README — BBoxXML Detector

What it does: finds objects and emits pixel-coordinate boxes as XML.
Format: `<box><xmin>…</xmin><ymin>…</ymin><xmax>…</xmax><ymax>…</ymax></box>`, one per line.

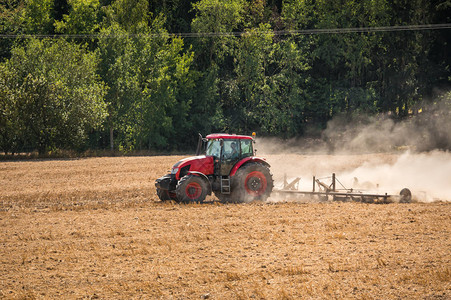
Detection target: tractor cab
<box><xmin>200</xmin><ymin>134</ymin><xmax>254</xmax><ymax>176</ymax></box>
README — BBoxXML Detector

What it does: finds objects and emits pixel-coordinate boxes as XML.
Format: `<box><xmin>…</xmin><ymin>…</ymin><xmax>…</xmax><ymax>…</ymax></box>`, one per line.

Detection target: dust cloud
<box><xmin>337</xmin><ymin>151</ymin><xmax>451</xmax><ymax>202</ymax></box>
<box><xmin>256</xmin><ymin>94</ymin><xmax>451</xmax><ymax>202</ymax></box>
<box><xmin>322</xmin><ymin>102</ymin><xmax>451</xmax><ymax>154</ymax></box>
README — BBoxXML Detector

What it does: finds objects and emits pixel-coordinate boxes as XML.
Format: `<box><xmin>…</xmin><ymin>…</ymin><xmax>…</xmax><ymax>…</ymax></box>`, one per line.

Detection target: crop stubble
<box><xmin>0</xmin><ymin>155</ymin><xmax>450</xmax><ymax>299</ymax></box>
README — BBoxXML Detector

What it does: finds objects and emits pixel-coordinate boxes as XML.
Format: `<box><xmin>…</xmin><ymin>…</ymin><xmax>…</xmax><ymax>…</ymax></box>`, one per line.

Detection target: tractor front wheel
<box><xmin>176</xmin><ymin>175</ymin><xmax>208</xmax><ymax>203</ymax></box>
<box><xmin>157</xmin><ymin>188</ymin><xmax>177</xmax><ymax>201</ymax></box>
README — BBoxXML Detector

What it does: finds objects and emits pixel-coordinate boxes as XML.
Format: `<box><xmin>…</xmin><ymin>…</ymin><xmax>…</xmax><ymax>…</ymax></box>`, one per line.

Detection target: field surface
<box><xmin>0</xmin><ymin>155</ymin><xmax>450</xmax><ymax>299</ymax></box>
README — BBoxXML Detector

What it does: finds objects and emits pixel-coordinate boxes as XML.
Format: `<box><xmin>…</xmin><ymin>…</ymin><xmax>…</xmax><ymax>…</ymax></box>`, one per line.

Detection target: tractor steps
<box><xmin>221</xmin><ymin>176</ymin><xmax>231</xmax><ymax>194</ymax></box>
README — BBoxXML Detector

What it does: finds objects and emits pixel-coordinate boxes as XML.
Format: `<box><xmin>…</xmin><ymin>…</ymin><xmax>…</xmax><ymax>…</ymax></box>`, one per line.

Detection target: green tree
<box><xmin>231</xmin><ymin>24</ymin><xmax>310</xmax><ymax>136</ymax></box>
<box><xmin>21</xmin><ymin>0</ymin><xmax>55</xmax><ymax>33</ymax></box>
<box><xmin>191</xmin><ymin>0</ymin><xmax>244</xmax><ymax>64</ymax></box>
<box><xmin>1</xmin><ymin>0</ymin><xmax>448</xmax><ymax>153</ymax></box>
<box><xmin>0</xmin><ymin>64</ymin><xmax>22</xmax><ymax>154</ymax></box>
<box><xmin>102</xmin><ymin>0</ymin><xmax>149</xmax><ymax>33</ymax></box>
<box><xmin>0</xmin><ymin>38</ymin><xmax>107</xmax><ymax>154</ymax></box>
<box><xmin>374</xmin><ymin>0</ymin><xmax>434</xmax><ymax>116</ymax></box>
<box><xmin>98</xmin><ymin>9</ymin><xmax>196</xmax><ymax>151</ymax></box>
<box><xmin>190</xmin><ymin>0</ymin><xmax>246</xmax><ymax>137</ymax></box>
<box><xmin>282</xmin><ymin>0</ymin><xmax>392</xmax><ymax>126</ymax></box>
<box><xmin>0</xmin><ymin>0</ymin><xmax>25</xmax><ymax>61</ymax></box>
<box><xmin>148</xmin><ymin>0</ymin><xmax>195</xmax><ymax>33</ymax></box>
<box><xmin>54</xmin><ymin>0</ymin><xmax>101</xmax><ymax>34</ymax></box>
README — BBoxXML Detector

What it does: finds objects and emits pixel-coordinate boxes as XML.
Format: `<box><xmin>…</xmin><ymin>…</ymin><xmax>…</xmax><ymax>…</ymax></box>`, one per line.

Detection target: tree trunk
<box><xmin>109</xmin><ymin>127</ymin><xmax>114</xmax><ymax>151</ymax></box>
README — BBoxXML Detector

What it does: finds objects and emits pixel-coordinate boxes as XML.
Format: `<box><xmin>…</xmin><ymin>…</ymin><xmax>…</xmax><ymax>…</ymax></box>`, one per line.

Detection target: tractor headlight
<box><xmin>171</xmin><ymin>167</ymin><xmax>179</xmax><ymax>175</ymax></box>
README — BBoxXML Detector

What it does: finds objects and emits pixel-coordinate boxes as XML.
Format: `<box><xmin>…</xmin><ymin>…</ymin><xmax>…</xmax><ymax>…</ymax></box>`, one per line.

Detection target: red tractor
<box><xmin>155</xmin><ymin>133</ymin><xmax>273</xmax><ymax>203</ymax></box>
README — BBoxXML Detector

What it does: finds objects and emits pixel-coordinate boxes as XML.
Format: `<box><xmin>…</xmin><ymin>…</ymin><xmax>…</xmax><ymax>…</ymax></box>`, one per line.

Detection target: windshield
<box><xmin>206</xmin><ymin>139</ymin><xmax>221</xmax><ymax>157</ymax></box>
<box><xmin>240</xmin><ymin>139</ymin><xmax>253</xmax><ymax>157</ymax></box>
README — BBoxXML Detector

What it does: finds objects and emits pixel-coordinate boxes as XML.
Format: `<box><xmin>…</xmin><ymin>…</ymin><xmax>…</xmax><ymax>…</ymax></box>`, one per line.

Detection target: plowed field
<box><xmin>1</xmin><ymin>155</ymin><xmax>450</xmax><ymax>299</ymax></box>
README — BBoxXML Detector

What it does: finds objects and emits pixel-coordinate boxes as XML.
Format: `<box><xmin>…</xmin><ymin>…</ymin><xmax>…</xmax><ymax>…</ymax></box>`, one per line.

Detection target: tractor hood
<box><xmin>171</xmin><ymin>155</ymin><xmax>214</xmax><ymax>180</ymax></box>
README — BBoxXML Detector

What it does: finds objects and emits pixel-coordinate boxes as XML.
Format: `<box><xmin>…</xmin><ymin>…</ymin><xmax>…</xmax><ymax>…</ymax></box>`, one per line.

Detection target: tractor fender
<box><xmin>229</xmin><ymin>157</ymin><xmax>270</xmax><ymax>177</ymax></box>
<box><xmin>187</xmin><ymin>171</ymin><xmax>212</xmax><ymax>195</ymax></box>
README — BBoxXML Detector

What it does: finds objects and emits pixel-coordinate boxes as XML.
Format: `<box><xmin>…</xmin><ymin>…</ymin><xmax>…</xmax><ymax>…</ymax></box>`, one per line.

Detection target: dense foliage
<box><xmin>0</xmin><ymin>0</ymin><xmax>450</xmax><ymax>153</ymax></box>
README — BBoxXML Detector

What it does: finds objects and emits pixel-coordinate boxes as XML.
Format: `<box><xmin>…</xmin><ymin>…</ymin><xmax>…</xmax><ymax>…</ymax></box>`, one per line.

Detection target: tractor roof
<box><xmin>206</xmin><ymin>133</ymin><xmax>253</xmax><ymax>140</ymax></box>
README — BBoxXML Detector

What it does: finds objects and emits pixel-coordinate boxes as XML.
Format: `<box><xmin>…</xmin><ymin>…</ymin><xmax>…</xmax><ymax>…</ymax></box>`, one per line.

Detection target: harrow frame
<box><xmin>273</xmin><ymin>173</ymin><xmax>402</xmax><ymax>203</ymax></box>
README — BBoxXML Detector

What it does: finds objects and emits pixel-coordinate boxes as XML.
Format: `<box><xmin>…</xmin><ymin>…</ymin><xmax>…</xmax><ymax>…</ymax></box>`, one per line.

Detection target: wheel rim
<box><xmin>244</xmin><ymin>171</ymin><xmax>267</xmax><ymax>196</ymax></box>
<box><xmin>185</xmin><ymin>182</ymin><xmax>202</xmax><ymax>200</ymax></box>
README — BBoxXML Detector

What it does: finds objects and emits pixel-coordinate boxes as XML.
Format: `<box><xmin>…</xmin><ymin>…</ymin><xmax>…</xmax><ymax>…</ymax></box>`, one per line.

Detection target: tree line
<box><xmin>1</xmin><ymin>0</ymin><xmax>450</xmax><ymax>154</ymax></box>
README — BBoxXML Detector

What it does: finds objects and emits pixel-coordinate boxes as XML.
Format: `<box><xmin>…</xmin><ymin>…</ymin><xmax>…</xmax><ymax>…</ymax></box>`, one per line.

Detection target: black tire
<box><xmin>215</xmin><ymin>192</ymin><xmax>232</xmax><ymax>203</ymax></box>
<box><xmin>176</xmin><ymin>175</ymin><xmax>208</xmax><ymax>203</ymax></box>
<box><xmin>157</xmin><ymin>188</ymin><xmax>171</xmax><ymax>201</ymax></box>
<box><xmin>231</xmin><ymin>162</ymin><xmax>273</xmax><ymax>203</ymax></box>
<box><xmin>399</xmin><ymin>188</ymin><xmax>412</xmax><ymax>203</ymax></box>
<box><xmin>156</xmin><ymin>188</ymin><xmax>176</xmax><ymax>201</ymax></box>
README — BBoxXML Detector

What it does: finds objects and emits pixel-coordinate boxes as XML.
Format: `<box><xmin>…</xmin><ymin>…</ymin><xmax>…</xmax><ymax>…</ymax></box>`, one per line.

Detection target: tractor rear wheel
<box><xmin>231</xmin><ymin>162</ymin><xmax>273</xmax><ymax>203</ymax></box>
<box><xmin>215</xmin><ymin>192</ymin><xmax>232</xmax><ymax>203</ymax></box>
<box><xmin>176</xmin><ymin>175</ymin><xmax>208</xmax><ymax>203</ymax></box>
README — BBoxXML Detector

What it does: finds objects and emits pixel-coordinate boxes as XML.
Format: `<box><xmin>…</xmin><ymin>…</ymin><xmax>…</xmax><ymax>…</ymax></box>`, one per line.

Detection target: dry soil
<box><xmin>0</xmin><ymin>155</ymin><xmax>450</xmax><ymax>299</ymax></box>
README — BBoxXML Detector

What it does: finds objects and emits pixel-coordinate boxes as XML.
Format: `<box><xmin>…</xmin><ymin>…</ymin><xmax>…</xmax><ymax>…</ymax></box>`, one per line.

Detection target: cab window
<box><xmin>223</xmin><ymin>140</ymin><xmax>239</xmax><ymax>160</ymax></box>
<box><xmin>206</xmin><ymin>139</ymin><xmax>221</xmax><ymax>157</ymax></box>
<box><xmin>241</xmin><ymin>140</ymin><xmax>253</xmax><ymax>157</ymax></box>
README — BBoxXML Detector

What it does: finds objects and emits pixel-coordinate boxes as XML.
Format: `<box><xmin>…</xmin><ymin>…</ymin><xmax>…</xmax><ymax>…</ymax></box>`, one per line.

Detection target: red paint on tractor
<box><xmin>185</xmin><ymin>181</ymin><xmax>202</xmax><ymax>199</ymax></box>
<box><xmin>174</xmin><ymin>156</ymin><xmax>214</xmax><ymax>180</ymax></box>
<box><xmin>206</xmin><ymin>133</ymin><xmax>253</xmax><ymax>140</ymax></box>
<box><xmin>244</xmin><ymin>171</ymin><xmax>268</xmax><ymax>196</ymax></box>
<box><xmin>229</xmin><ymin>157</ymin><xmax>269</xmax><ymax>177</ymax></box>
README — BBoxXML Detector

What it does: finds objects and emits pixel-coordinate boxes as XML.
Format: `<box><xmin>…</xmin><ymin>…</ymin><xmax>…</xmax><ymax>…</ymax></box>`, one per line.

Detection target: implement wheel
<box><xmin>176</xmin><ymin>175</ymin><xmax>208</xmax><ymax>203</ymax></box>
<box><xmin>399</xmin><ymin>188</ymin><xmax>412</xmax><ymax>203</ymax></box>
